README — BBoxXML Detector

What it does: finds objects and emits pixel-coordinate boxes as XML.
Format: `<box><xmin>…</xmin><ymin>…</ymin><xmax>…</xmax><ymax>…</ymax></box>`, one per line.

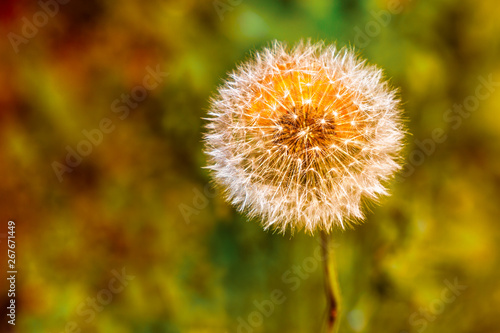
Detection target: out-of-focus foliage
<box><xmin>0</xmin><ymin>0</ymin><xmax>499</xmax><ymax>332</ymax></box>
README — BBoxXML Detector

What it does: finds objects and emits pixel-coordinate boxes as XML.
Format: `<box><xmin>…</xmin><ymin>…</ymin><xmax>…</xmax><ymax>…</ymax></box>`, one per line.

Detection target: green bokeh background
<box><xmin>1</xmin><ymin>0</ymin><xmax>500</xmax><ymax>332</ymax></box>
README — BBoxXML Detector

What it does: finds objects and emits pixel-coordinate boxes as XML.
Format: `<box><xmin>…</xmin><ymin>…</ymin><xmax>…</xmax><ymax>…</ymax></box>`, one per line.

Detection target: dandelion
<box><xmin>204</xmin><ymin>40</ymin><xmax>404</xmax><ymax>234</ymax></box>
<box><xmin>204</xmin><ymin>40</ymin><xmax>406</xmax><ymax>333</ymax></box>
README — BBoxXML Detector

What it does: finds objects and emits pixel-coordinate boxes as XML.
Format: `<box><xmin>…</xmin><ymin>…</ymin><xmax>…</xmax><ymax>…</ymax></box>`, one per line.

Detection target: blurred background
<box><xmin>1</xmin><ymin>0</ymin><xmax>500</xmax><ymax>332</ymax></box>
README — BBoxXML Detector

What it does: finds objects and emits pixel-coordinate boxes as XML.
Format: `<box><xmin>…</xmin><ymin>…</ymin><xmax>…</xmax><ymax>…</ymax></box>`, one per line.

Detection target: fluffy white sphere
<box><xmin>204</xmin><ymin>41</ymin><xmax>404</xmax><ymax>234</ymax></box>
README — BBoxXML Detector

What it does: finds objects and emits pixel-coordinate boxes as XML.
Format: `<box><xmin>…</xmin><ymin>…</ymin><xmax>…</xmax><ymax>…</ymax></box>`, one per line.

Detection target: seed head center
<box><xmin>273</xmin><ymin>105</ymin><xmax>336</xmax><ymax>158</ymax></box>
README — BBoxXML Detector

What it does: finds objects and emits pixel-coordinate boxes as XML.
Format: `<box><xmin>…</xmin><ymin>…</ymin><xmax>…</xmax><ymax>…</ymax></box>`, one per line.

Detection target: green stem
<box><xmin>320</xmin><ymin>231</ymin><xmax>341</xmax><ymax>333</ymax></box>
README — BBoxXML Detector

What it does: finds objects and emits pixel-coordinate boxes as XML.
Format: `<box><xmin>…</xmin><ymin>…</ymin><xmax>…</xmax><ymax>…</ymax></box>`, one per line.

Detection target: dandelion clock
<box><xmin>203</xmin><ymin>40</ymin><xmax>405</xmax><ymax>332</ymax></box>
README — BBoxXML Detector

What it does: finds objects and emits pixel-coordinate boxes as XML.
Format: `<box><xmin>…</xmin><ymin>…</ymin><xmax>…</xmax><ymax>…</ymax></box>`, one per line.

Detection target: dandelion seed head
<box><xmin>204</xmin><ymin>40</ymin><xmax>405</xmax><ymax>234</ymax></box>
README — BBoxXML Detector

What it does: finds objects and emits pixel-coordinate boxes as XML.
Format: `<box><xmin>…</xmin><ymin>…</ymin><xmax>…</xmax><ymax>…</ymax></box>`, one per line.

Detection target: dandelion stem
<box><xmin>320</xmin><ymin>231</ymin><xmax>341</xmax><ymax>333</ymax></box>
